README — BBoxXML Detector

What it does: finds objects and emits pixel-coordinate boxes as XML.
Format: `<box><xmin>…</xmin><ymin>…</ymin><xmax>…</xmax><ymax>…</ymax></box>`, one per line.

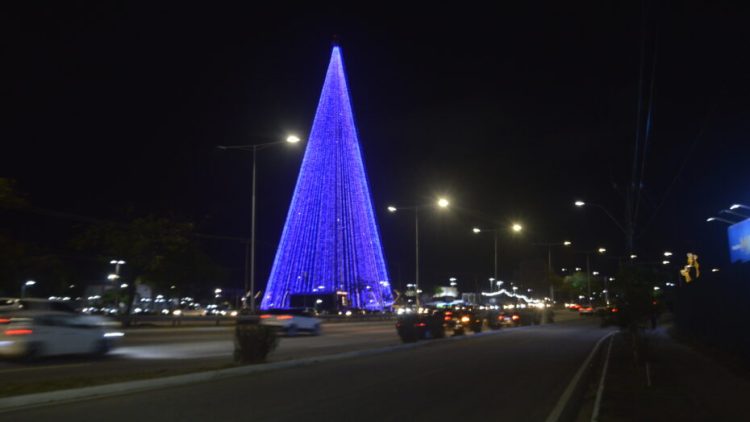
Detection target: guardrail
<box><xmin>118</xmin><ymin>313</ymin><xmax>396</xmax><ymax>328</ymax></box>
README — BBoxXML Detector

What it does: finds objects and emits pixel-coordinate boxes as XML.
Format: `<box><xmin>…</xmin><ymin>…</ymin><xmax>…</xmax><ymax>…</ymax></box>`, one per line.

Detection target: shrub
<box><xmin>234</xmin><ymin>323</ymin><xmax>279</xmax><ymax>364</ymax></box>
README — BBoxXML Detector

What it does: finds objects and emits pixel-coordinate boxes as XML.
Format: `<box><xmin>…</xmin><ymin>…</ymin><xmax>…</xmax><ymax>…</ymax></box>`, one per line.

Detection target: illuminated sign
<box><xmin>728</xmin><ymin>218</ymin><xmax>750</xmax><ymax>263</ymax></box>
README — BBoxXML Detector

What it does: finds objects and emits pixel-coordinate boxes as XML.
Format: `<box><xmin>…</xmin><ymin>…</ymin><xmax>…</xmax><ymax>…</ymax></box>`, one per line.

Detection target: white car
<box><xmin>258</xmin><ymin>309</ymin><xmax>322</xmax><ymax>336</ymax></box>
<box><xmin>0</xmin><ymin>311</ymin><xmax>124</xmax><ymax>359</ymax></box>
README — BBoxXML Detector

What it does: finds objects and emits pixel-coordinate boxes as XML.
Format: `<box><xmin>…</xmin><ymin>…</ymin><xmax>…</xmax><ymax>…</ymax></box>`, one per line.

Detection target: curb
<box><xmin>0</xmin><ymin>322</ymin><xmax>515</xmax><ymax>413</ymax></box>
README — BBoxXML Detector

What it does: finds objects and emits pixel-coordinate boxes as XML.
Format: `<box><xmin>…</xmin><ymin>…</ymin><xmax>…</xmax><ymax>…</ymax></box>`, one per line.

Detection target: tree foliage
<box><xmin>74</xmin><ymin>215</ymin><xmax>225</xmax><ymax>311</ymax></box>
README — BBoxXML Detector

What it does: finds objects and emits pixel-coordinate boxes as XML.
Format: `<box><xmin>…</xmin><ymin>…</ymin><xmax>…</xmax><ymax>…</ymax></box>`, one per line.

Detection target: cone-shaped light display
<box><xmin>261</xmin><ymin>46</ymin><xmax>393</xmax><ymax>311</ymax></box>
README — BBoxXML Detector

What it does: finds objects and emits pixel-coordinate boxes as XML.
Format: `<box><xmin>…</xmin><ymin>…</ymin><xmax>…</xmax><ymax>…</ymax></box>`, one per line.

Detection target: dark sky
<box><xmin>2</xmin><ymin>2</ymin><xmax>749</xmax><ymax>294</ymax></box>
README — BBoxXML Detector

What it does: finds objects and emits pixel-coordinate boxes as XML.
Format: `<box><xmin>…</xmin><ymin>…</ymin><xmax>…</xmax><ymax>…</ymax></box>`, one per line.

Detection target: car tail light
<box><xmin>611</xmin><ymin>308</ymin><xmax>619</xmax><ymax>313</ymax></box>
<box><xmin>0</xmin><ymin>317</ymin><xmax>10</xmax><ymax>324</ymax></box>
<box><xmin>277</xmin><ymin>315</ymin><xmax>293</xmax><ymax>320</ymax></box>
<box><xmin>260</xmin><ymin>314</ymin><xmax>272</xmax><ymax>319</ymax></box>
<box><xmin>511</xmin><ymin>315</ymin><xmax>520</xmax><ymax>321</ymax></box>
<box><xmin>5</xmin><ymin>329</ymin><xmax>32</xmax><ymax>336</ymax></box>
<box><xmin>444</xmin><ymin>316</ymin><xmax>451</xmax><ymax>321</ymax></box>
<box><xmin>445</xmin><ymin>311</ymin><xmax>453</xmax><ymax>316</ymax></box>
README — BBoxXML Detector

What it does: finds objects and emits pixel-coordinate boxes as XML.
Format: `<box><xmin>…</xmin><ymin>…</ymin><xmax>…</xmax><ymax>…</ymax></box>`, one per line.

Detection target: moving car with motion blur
<box><xmin>579</xmin><ymin>304</ymin><xmax>595</xmax><ymax>316</ymax></box>
<box><xmin>259</xmin><ymin>308</ymin><xmax>322</xmax><ymax>336</ymax></box>
<box><xmin>0</xmin><ymin>311</ymin><xmax>123</xmax><ymax>360</ymax></box>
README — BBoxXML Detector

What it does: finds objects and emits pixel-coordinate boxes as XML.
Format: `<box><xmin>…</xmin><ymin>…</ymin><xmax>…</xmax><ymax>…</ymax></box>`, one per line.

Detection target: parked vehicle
<box><xmin>0</xmin><ymin>311</ymin><xmax>124</xmax><ymax>360</ymax></box>
<box><xmin>259</xmin><ymin>308</ymin><xmax>321</xmax><ymax>336</ymax></box>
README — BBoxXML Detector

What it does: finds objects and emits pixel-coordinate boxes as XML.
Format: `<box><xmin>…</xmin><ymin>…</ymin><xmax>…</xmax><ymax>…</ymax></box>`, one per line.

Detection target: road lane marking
<box><xmin>591</xmin><ymin>334</ymin><xmax>615</xmax><ymax>422</ymax></box>
<box><xmin>544</xmin><ymin>331</ymin><xmax>616</xmax><ymax>422</ymax></box>
<box><xmin>0</xmin><ymin>362</ymin><xmax>92</xmax><ymax>375</ymax></box>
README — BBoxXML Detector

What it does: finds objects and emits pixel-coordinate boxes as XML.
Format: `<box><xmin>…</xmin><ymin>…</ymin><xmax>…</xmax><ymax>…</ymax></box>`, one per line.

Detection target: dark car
<box><xmin>442</xmin><ymin>306</ymin><xmax>483</xmax><ymax>335</ymax></box>
<box><xmin>395</xmin><ymin>307</ymin><xmax>446</xmax><ymax>343</ymax></box>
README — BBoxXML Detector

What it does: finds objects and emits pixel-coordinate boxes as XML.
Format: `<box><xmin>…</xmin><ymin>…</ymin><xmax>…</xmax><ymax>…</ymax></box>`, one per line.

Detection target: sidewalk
<box><xmin>596</xmin><ymin>324</ymin><xmax>750</xmax><ymax>421</ymax></box>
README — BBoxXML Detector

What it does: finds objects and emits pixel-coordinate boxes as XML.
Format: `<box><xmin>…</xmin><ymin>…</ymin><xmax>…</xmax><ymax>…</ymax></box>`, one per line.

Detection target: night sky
<box><xmin>2</xmin><ymin>2</ymin><xmax>748</xmax><ymax>295</ymax></box>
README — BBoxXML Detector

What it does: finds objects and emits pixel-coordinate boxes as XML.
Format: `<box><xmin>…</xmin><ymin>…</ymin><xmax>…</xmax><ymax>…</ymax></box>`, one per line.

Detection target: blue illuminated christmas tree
<box><xmin>261</xmin><ymin>46</ymin><xmax>393</xmax><ymax>311</ymax></box>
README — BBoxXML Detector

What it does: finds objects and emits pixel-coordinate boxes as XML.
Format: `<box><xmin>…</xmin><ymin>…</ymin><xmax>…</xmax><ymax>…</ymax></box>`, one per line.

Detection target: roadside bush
<box><xmin>234</xmin><ymin>323</ymin><xmax>279</xmax><ymax>364</ymax></box>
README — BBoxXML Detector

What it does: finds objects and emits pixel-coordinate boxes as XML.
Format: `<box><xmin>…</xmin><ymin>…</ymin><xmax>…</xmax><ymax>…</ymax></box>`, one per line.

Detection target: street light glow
<box><xmin>512</xmin><ymin>223</ymin><xmax>523</xmax><ymax>232</ymax></box>
<box><xmin>574</xmin><ymin>200</ymin><xmax>585</xmax><ymax>207</ymax></box>
<box><xmin>662</xmin><ymin>260</ymin><xmax>670</xmax><ymax>265</ymax></box>
<box><xmin>387</xmin><ymin>206</ymin><xmax>397</xmax><ymax>213</ymax></box>
<box><xmin>592</xmin><ymin>271</ymin><xmax>599</xmax><ymax>276</ymax></box>
<box><xmin>730</xmin><ymin>204</ymin><xmax>741</xmax><ymax>210</ymax></box>
<box><xmin>598</xmin><ymin>247</ymin><xmax>606</xmax><ymax>254</ymax></box>
<box><xmin>472</xmin><ymin>227</ymin><xmax>481</xmax><ymax>233</ymax></box>
<box><xmin>437</xmin><ymin>198</ymin><xmax>450</xmax><ymax>208</ymax></box>
<box><xmin>630</xmin><ymin>254</ymin><xmax>637</xmax><ymax>259</ymax></box>
<box><xmin>25</xmin><ymin>280</ymin><xmax>36</xmax><ymax>286</ymax></box>
<box><xmin>286</xmin><ymin>134</ymin><xmax>301</xmax><ymax>144</ymax></box>
<box><xmin>449</xmin><ymin>277</ymin><xmax>457</xmax><ymax>282</ymax></box>
<box><xmin>120</xmin><ymin>283</ymin><xmax>128</xmax><ymax>289</ymax></box>
<box><xmin>663</xmin><ymin>251</ymin><xmax>673</xmax><ymax>257</ymax></box>
<box><xmin>563</xmin><ymin>241</ymin><xmax>572</xmax><ymax>246</ymax></box>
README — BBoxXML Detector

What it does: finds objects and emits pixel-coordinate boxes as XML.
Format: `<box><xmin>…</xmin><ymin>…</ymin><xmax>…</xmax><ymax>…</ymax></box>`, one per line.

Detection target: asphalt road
<box><xmin>5</xmin><ymin>317</ymin><xmax>612</xmax><ymax>421</ymax></box>
<box><xmin>0</xmin><ymin>321</ymin><xmax>400</xmax><ymax>391</ymax></box>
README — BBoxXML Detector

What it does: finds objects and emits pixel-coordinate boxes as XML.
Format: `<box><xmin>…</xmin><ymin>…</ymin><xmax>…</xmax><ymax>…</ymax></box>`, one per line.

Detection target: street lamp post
<box><xmin>533</xmin><ymin>240</ymin><xmax>572</xmax><ymax>302</ymax></box>
<box><xmin>218</xmin><ymin>135</ymin><xmax>302</xmax><ymax>313</ymax></box>
<box><xmin>574</xmin><ymin>200</ymin><xmax>633</xmax><ymax>252</ymax></box>
<box><xmin>21</xmin><ymin>280</ymin><xmax>36</xmax><ymax>298</ymax></box>
<box><xmin>472</xmin><ymin>222</ymin><xmax>523</xmax><ymax>285</ymax></box>
<box><xmin>388</xmin><ymin>198</ymin><xmax>450</xmax><ymax>308</ymax></box>
<box><xmin>571</xmin><ymin>248</ymin><xmax>606</xmax><ymax>301</ymax></box>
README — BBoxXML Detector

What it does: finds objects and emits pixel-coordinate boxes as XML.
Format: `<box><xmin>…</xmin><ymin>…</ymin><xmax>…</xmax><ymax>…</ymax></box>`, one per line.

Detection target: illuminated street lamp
<box><xmin>706</xmin><ymin>217</ymin><xmax>735</xmax><ymax>225</ymax></box>
<box><xmin>21</xmin><ymin>280</ymin><xmax>36</xmax><ymax>298</ymax></box>
<box><xmin>630</xmin><ymin>254</ymin><xmax>637</xmax><ymax>259</ymax></box>
<box><xmin>387</xmin><ymin>197</ymin><xmax>451</xmax><ymax>307</ymax></box>
<box><xmin>662</xmin><ymin>260</ymin><xmax>670</xmax><ymax>265</ymax></box>
<box><xmin>573</xmin><ymin>200</ymin><xmax>632</xmax><ymax>251</ymax></box>
<box><xmin>663</xmin><ymin>251</ymin><xmax>673</xmax><ymax>257</ymax></box>
<box><xmin>109</xmin><ymin>259</ymin><xmax>126</xmax><ymax>276</ymax></box>
<box><xmin>511</xmin><ymin>223</ymin><xmax>523</xmax><ymax>232</ymax></box>
<box><xmin>218</xmin><ymin>134</ymin><xmax>304</xmax><ymax>312</ymax></box>
<box><xmin>598</xmin><ymin>247</ymin><xmax>607</xmax><ymax>254</ymax></box>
